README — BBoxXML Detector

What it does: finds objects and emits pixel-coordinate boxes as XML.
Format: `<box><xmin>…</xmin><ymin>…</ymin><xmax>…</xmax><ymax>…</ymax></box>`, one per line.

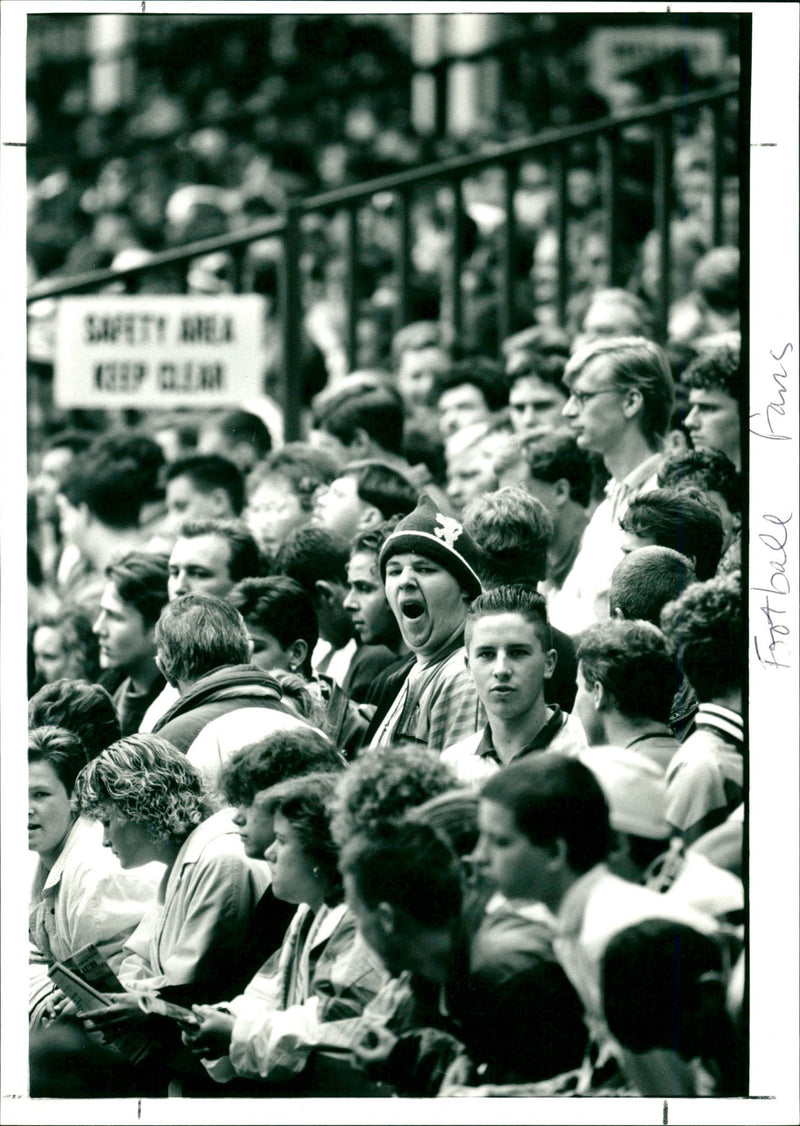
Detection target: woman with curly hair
<box><xmin>328</xmin><ymin>742</ymin><xmax>458</xmax><ymax>848</ymax></box>
<box><xmin>182</xmin><ymin>772</ymin><xmax>388</xmax><ymax>1092</ymax></box>
<box><xmin>73</xmin><ymin>733</ymin><xmax>267</xmax><ymax>1009</ymax></box>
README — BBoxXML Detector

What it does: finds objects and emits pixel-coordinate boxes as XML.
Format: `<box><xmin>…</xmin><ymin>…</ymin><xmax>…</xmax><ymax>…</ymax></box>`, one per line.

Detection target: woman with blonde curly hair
<box><xmin>73</xmin><ymin>733</ymin><xmax>268</xmax><ymax>1010</ymax></box>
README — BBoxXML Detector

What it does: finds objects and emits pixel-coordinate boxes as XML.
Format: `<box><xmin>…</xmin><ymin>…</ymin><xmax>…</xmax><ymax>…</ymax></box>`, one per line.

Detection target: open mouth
<box><xmin>400</xmin><ymin>599</ymin><xmax>425</xmax><ymax>620</ymax></box>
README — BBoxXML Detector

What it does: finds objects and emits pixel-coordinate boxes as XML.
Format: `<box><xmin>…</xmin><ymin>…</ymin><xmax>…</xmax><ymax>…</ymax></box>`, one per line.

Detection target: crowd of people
<box><xmin>24</xmin><ymin>12</ymin><xmax>745</xmax><ymax>1104</ymax></box>
<box><xmin>26</xmin><ymin>325</ymin><xmax>746</xmax><ymax>1099</ymax></box>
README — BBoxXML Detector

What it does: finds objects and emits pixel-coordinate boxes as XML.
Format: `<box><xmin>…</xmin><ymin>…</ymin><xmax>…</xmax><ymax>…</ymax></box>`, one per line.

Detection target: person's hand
<box><xmin>180</xmin><ymin>1005</ymin><xmax>235</xmax><ymax>1059</ymax></box>
<box><xmin>43</xmin><ymin>988</ymin><xmax>78</xmax><ymax>1023</ymax></box>
<box><xmin>79</xmin><ymin>993</ymin><xmax>147</xmax><ymax>1040</ymax></box>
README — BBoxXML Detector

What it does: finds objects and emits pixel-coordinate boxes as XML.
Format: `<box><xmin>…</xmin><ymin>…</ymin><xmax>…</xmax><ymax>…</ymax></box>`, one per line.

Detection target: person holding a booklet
<box><xmin>72</xmin><ymin>733</ymin><xmax>268</xmax><ymax>1006</ymax></box>
<box><xmin>28</xmin><ymin>724</ymin><xmax>161</xmax><ymax>1030</ymax></box>
<box><xmin>181</xmin><ymin>772</ymin><xmax>389</xmax><ymax>1094</ymax></box>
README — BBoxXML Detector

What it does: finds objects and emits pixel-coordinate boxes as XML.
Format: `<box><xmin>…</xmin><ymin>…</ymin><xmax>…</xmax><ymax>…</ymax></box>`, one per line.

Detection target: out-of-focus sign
<box><xmin>587</xmin><ymin>27</ymin><xmax>727</xmax><ymax>94</ymax></box>
<box><xmin>54</xmin><ymin>294</ymin><xmax>266</xmax><ymax>407</ymax></box>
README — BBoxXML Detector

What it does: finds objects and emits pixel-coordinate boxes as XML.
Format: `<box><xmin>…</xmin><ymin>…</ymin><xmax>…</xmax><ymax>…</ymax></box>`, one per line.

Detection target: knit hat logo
<box><xmin>433</xmin><ymin>513</ymin><xmax>463</xmax><ymax>549</ymax></box>
<box><xmin>378</xmin><ymin>494</ymin><xmax>483</xmax><ymax>601</ymax></box>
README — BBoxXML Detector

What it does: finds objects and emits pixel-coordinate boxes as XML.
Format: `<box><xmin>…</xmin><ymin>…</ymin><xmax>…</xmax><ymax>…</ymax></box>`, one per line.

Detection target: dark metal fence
<box><xmin>28</xmin><ymin>81</ymin><xmax>739</xmax><ymax>441</ymax></box>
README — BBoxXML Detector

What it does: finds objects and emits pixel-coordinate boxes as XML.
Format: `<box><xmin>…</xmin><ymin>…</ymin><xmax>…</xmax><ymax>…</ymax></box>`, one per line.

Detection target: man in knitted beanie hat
<box><xmin>365</xmin><ymin>496</ymin><xmax>485</xmax><ymax>752</ymax></box>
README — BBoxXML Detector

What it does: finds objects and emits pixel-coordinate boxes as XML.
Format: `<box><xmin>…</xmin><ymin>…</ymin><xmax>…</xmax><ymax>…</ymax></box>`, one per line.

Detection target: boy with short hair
<box><xmin>442</xmin><ymin>585</ymin><xmax>586</xmax><ymax>786</ymax></box>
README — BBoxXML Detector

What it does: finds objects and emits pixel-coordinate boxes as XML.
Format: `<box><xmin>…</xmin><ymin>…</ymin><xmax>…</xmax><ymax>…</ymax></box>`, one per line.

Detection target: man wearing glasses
<box><xmin>548</xmin><ymin>337</ymin><xmax>675</xmax><ymax>637</ymax></box>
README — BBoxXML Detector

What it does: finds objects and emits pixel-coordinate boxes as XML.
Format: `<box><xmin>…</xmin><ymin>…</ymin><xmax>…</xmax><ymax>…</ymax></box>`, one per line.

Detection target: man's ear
<box><xmin>287</xmin><ymin>639</ymin><xmax>308</xmax><ymax>672</ymax></box>
<box><xmin>592</xmin><ymin>679</ymin><xmax>607</xmax><ymax>711</ymax></box>
<box><xmin>155</xmin><ymin>651</ymin><xmax>178</xmax><ymax>688</ymax></box>
<box><xmin>358</xmin><ymin>505</ymin><xmax>382</xmax><ymax>531</ymax></box>
<box><xmin>548</xmin><ymin>837</ymin><xmax>570</xmax><ymax>871</ymax></box>
<box><xmin>314</xmin><ymin>579</ymin><xmax>339</xmax><ymax>608</ymax></box>
<box><xmin>553</xmin><ymin>478</ymin><xmax>571</xmax><ymax>507</ymax></box>
<box><xmin>611</xmin><ymin>605</ymin><xmax>626</xmax><ymax>620</ymax></box>
<box><xmin>376</xmin><ymin>902</ymin><xmax>396</xmax><ymax>936</ymax></box>
<box><xmin>209</xmin><ymin>487</ymin><xmax>232</xmax><ymax>518</ymax></box>
<box><xmin>351</xmin><ymin>428</ymin><xmax>372</xmax><ymax>459</ymax></box>
<box><xmin>621</xmin><ymin>386</ymin><xmax>644</xmax><ymax>421</ymax></box>
<box><xmin>246</xmin><ymin>637</ymin><xmax>255</xmax><ymax>662</ymax></box>
<box><xmin>543</xmin><ymin>647</ymin><xmax>558</xmax><ymax>680</ymax></box>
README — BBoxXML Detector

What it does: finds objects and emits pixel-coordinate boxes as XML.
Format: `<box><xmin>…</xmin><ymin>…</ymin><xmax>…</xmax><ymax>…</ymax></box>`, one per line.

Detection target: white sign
<box><xmin>54</xmin><ymin>294</ymin><xmax>267</xmax><ymax>407</ymax></box>
<box><xmin>587</xmin><ymin>27</ymin><xmax>726</xmax><ymax>94</ymax></box>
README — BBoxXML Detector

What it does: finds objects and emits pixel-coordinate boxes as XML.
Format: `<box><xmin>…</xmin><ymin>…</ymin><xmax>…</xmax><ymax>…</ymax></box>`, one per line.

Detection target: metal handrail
<box><xmin>27</xmin><ymin>80</ymin><xmax>740</xmax><ymax>440</ymax></box>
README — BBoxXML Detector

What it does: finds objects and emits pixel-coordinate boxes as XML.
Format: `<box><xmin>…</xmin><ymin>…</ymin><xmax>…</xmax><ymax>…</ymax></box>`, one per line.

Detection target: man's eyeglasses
<box><xmin>566</xmin><ymin>387</ymin><xmax>622</xmax><ymax>409</ymax></box>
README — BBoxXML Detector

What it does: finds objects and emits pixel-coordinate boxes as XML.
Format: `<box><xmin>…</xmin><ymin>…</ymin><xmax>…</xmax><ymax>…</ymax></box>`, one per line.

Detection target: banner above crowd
<box><xmin>54</xmin><ymin>294</ymin><xmax>267</xmax><ymax>408</ymax></box>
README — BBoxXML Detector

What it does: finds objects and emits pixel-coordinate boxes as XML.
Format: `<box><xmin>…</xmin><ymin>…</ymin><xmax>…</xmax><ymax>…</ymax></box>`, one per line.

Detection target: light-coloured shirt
<box><xmin>547</xmin><ymin>453</ymin><xmax>662</xmax><ymax>638</ymax></box>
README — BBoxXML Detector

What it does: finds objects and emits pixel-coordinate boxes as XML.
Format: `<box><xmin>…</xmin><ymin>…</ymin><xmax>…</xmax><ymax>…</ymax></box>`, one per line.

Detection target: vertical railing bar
<box><xmin>229</xmin><ymin>243</ymin><xmax>247</xmax><ymax>294</ymax></box>
<box><xmin>600</xmin><ymin>131</ymin><xmax>620</xmax><ymax>287</ymax></box>
<box><xmin>711</xmin><ymin>101</ymin><xmax>725</xmax><ymax>245</ymax></box>
<box><xmin>654</xmin><ymin>117</ymin><xmax>673</xmax><ymax>346</ymax></box>
<box><xmin>500</xmin><ymin>161</ymin><xmax>518</xmax><ymax>352</ymax></box>
<box><xmin>554</xmin><ymin>147</ymin><xmax>569</xmax><ymax>328</ymax></box>
<box><xmin>345</xmin><ymin>207</ymin><xmax>359</xmax><ymax>373</ymax></box>
<box><xmin>396</xmin><ymin>190</ymin><xmax>412</xmax><ymax>335</ymax></box>
<box><xmin>451</xmin><ymin>178</ymin><xmax>465</xmax><ymax>345</ymax></box>
<box><xmin>281</xmin><ymin>202</ymin><xmax>303</xmax><ymax>442</ymax></box>
<box><xmin>435</xmin><ymin>61</ymin><xmax>448</xmax><ymax>139</ymax></box>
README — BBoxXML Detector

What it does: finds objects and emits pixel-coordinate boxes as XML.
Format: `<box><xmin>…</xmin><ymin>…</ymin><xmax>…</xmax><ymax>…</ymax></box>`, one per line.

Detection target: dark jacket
<box><xmin>153</xmin><ymin>664</ymin><xmax>293</xmax><ymax>754</ymax></box>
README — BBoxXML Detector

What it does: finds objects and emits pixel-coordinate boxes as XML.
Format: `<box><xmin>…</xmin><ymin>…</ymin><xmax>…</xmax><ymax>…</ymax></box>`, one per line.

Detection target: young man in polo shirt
<box><xmin>442</xmin><ymin>585</ymin><xmax>586</xmax><ymax>786</ymax></box>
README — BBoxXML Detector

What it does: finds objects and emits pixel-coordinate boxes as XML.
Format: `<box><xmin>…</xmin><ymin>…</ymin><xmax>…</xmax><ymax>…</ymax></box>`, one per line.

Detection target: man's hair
<box><xmin>577</xmin><ymin>620</ymin><xmax>680</xmax><ymax>724</ymax></box>
<box><xmin>248</xmin><ymin>443</ymin><xmax>341</xmax><ymax>513</ymax></box>
<box><xmin>212</xmin><ymin>409</ymin><xmax>272</xmax><ymax>460</ymax></box>
<box><xmin>229</xmin><ymin>576</ymin><xmax>319</xmax><ymax>677</ymax></box>
<box><xmin>73</xmin><ymin>733</ymin><xmax>215</xmax><ymax>841</ymax></box>
<box><xmin>272</xmin><ymin>526</ymin><xmax>350</xmax><ymax>592</ymax></box>
<box><xmin>463</xmin><ymin>485</ymin><xmax>552</xmax><ymax>586</ymax></box>
<box><xmin>177</xmin><ymin>519</ymin><xmax>262</xmax><ymax>582</ymax></box>
<box><xmin>341</xmin><ymin>819</ymin><xmax>463</xmax><ymax>928</ymax></box>
<box><xmin>59</xmin><ymin>450</ymin><xmax>146</xmax><ymax>529</ymax></box>
<box><xmin>506</xmin><ymin>349</ymin><xmax>567</xmax><ymax>391</ymax></box>
<box><xmin>154</xmin><ymin>592</ymin><xmax>250</xmax><ymax>685</ymax></box>
<box><xmin>28</xmin><ymin>725</ymin><xmax>89</xmax><ymax>796</ymax></box>
<box><xmin>261</xmin><ymin>772</ymin><xmax>344</xmax><ymax>905</ymax></box>
<box><xmin>313</xmin><ymin>386</ymin><xmax>406</xmax><ymax>457</ymax></box>
<box><xmin>343</xmin><ymin>461</ymin><xmax>418</xmax><ymax>522</ymax></box>
<box><xmin>481</xmin><ymin>755</ymin><xmax>611</xmax><ymax>874</ymax></box>
<box><xmin>692</xmin><ymin>246</ymin><xmax>740</xmax><ymax>316</ymax></box>
<box><xmin>219</xmin><ymin>728</ymin><xmax>343</xmax><ymax>807</ymax></box>
<box><xmin>621</xmin><ymin>487</ymin><xmax>723</xmax><ymax>581</ymax></box>
<box><xmin>466</xmin><ymin>585</ymin><xmax>552</xmax><ymax>652</ymax></box>
<box><xmin>88</xmin><ymin>430</ymin><xmax>166</xmax><ymax>503</ymax></box>
<box><xmin>29</xmin><ymin>679</ymin><xmax>121</xmax><ymax>760</ymax></box>
<box><xmin>351</xmin><ymin>515</ymin><xmax>402</xmax><ymax>559</ymax></box>
<box><xmin>42</xmin><ymin>428</ymin><xmax>95</xmax><ymax>457</ymax></box>
<box><xmin>433</xmin><ymin>356</ymin><xmax>508</xmax><ymax>412</ymax></box>
<box><xmin>610</xmin><ymin>545</ymin><xmax>697</xmax><ymax>625</ymax></box>
<box><xmin>503</xmin><ymin>431</ymin><xmax>593</xmax><ymax>509</ymax></box>
<box><xmin>660</xmin><ymin>571</ymin><xmax>743</xmax><ymax>701</ymax></box>
<box><xmin>166</xmin><ymin>454</ymin><xmax>245</xmax><ymax>516</ymax></box>
<box><xmin>391</xmin><ymin>320</ymin><xmax>450</xmax><ymax>366</ymax></box>
<box><xmin>602</xmin><ymin>919</ymin><xmax>728</xmax><ymax>1058</ymax></box>
<box><xmin>329</xmin><ymin>744</ymin><xmax>458</xmax><ymax>847</ymax></box>
<box><xmin>564</xmin><ymin>337</ymin><xmax>675</xmax><ymax>447</ymax></box>
<box><xmin>658</xmin><ymin>448</ymin><xmax>742</xmax><ymax>516</ymax></box>
<box><xmin>683</xmin><ymin>344</ymin><xmax>741</xmax><ymax>403</ymax></box>
<box><xmin>105</xmin><ymin>551</ymin><xmax>170</xmax><ymax>627</ymax></box>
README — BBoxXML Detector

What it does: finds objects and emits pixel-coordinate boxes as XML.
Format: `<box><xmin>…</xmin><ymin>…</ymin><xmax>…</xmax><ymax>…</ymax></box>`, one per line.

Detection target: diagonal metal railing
<box><xmin>28</xmin><ymin>81</ymin><xmax>740</xmax><ymax>440</ymax></box>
